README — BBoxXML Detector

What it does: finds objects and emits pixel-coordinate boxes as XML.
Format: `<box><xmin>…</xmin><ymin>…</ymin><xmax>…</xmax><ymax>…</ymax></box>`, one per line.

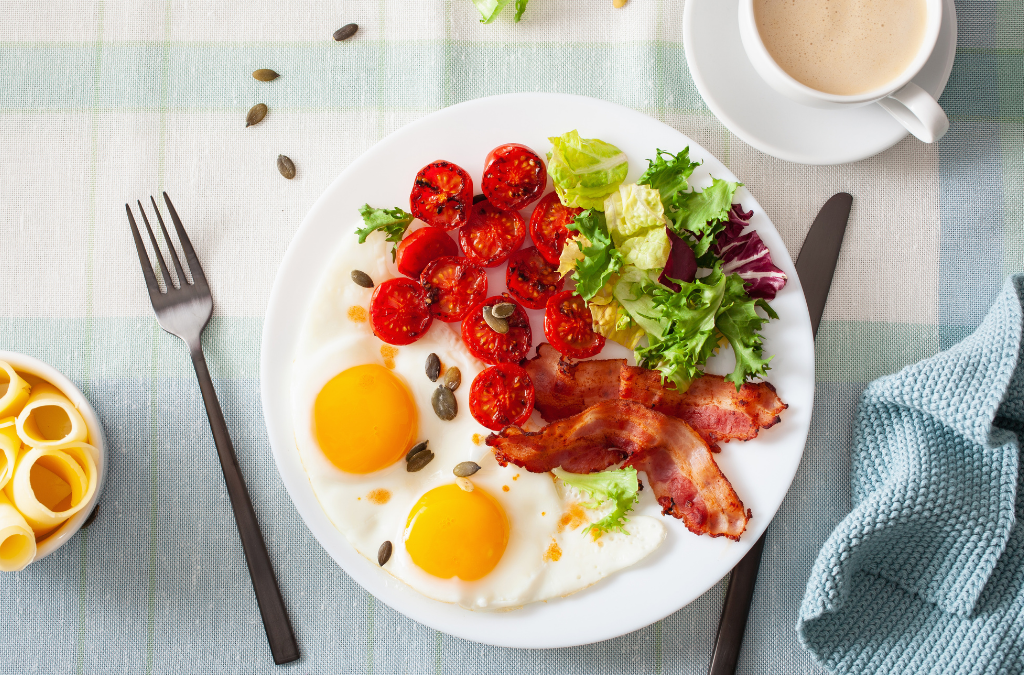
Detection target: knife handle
<box><xmin>708</xmin><ymin>533</ymin><xmax>765</xmax><ymax>675</ymax></box>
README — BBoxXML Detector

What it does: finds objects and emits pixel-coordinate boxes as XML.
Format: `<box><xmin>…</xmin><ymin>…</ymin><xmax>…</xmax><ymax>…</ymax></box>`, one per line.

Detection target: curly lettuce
<box><xmin>565</xmin><ymin>209</ymin><xmax>623</xmax><ymax>301</ymax></box>
<box><xmin>547</xmin><ymin>131</ymin><xmax>629</xmax><ymax>210</ymax></box>
<box><xmin>552</xmin><ymin>467</ymin><xmax>640</xmax><ymax>535</ymax></box>
<box><xmin>355</xmin><ymin>204</ymin><xmax>414</xmax><ymax>261</ymax></box>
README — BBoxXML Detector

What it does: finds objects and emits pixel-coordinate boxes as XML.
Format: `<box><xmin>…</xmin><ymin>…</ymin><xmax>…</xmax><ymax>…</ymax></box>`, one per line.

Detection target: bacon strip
<box><xmin>525</xmin><ymin>343</ymin><xmax>624</xmax><ymax>421</ymax></box>
<box><xmin>486</xmin><ymin>400</ymin><xmax>750</xmax><ymax>540</ymax></box>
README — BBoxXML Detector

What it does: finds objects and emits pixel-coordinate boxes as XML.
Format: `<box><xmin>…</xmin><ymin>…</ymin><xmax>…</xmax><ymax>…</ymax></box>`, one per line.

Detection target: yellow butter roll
<box><xmin>15</xmin><ymin>382</ymin><xmax>88</xmax><ymax>449</ymax></box>
<box><xmin>0</xmin><ymin>492</ymin><xmax>35</xmax><ymax>571</ymax></box>
<box><xmin>6</xmin><ymin>445</ymin><xmax>93</xmax><ymax>535</ymax></box>
<box><xmin>0</xmin><ymin>419</ymin><xmax>19</xmax><ymax>491</ymax></box>
<box><xmin>0</xmin><ymin>361</ymin><xmax>30</xmax><ymax>418</ymax></box>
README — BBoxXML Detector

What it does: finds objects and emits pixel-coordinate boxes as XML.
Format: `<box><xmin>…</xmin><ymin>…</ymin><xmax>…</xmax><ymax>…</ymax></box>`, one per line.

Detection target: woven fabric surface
<box><xmin>0</xmin><ymin>0</ymin><xmax>1021</xmax><ymax>673</ymax></box>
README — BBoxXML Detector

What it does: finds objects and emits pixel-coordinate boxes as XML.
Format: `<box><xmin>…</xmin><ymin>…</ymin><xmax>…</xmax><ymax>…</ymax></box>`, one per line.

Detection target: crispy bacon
<box><xmin>486</xmin><ymin>400</ymin><xmax>750</xmax><ymax>540</ymax></box>
<box><xmin>523</xmin><ymin>343</ymin><xmax>786</xmax><ymax>449</ymax></box>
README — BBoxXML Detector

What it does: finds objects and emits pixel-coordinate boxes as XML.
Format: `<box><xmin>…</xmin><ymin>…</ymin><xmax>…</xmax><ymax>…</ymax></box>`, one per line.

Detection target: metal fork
<box><xmin>126</xmin><ymin>193</ymin><xmax>299</xmax><ymax>665</ymax></box>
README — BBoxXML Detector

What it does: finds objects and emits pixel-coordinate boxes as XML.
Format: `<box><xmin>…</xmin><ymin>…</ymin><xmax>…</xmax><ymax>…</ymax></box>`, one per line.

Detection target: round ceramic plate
<box><xmin>683</xmin><ymin>0</ymin><xmax>957</xmax><ymax>165</ymax></box>
<box><xmin>260</xmin><ymin>93</ymin><xmax>815</xmax><ymax>648</ymax></box>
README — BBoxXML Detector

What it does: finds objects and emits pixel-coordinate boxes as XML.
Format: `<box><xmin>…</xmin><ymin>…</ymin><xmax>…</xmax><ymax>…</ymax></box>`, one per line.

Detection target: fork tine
<box><xmin>162</xmin><ymin>192</ymin><xmax>208</xmax><ymax>289</ymax></box>
<box><xmin>137</xmin><ymin>199</ymin><xmax>174</xmax><ymax>289</ymax></box>
<box><xmin>150</xmin><ymin>195</ymin><xmax>189</xmax><ymax>286</ymax></box>
<box><xmin>125</xmin><ymin>204</ymin><xmax>162</xmax><ymax>299</ymax></box>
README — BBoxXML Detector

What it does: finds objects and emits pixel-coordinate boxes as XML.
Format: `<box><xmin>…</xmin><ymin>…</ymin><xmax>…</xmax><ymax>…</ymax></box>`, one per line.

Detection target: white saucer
<box><xmin>683</xmin><ymin>0</ymin><xmax>958</xmax><ymax>165</ymax></box>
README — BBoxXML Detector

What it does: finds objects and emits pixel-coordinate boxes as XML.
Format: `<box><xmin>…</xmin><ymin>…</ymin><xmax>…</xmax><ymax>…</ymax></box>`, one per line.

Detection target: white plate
<box><xmin>683</xmin><ymin>0</ymin><xmax>957</xmax><ymax>165</ymax></box>
<box><xmin>260</xmin><ymin>93</ymin><xmax>815</xmax><ymax>648</ymax></box>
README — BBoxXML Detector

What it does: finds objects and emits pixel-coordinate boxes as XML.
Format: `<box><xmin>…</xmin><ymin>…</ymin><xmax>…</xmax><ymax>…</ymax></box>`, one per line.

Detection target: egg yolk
<box><xmin>405</xmin><ymin>484</ymin><xmax>509</xmax><ymax>581</ymax></box>
<box><xmin>314</xmin><ymin>364</ymin><xmax>417</xmax><ymax>474</ymax></box>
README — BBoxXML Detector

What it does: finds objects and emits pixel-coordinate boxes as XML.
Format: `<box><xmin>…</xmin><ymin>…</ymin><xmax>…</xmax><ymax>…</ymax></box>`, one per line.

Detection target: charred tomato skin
<box><xmin>419</xmin><ymin>255</ymin><xmax>488</xmax><ymax>322</ymax></box>
<box><xmin>505</xmin><ymin>246</ymin><xmax>564</xmax><ymax>310</ymax></box>
<box><xmin>543</xmin><ymin>290</ymin><xmax>605</xmax><ymax>359</ymax></box>
<box><xmin>458</xmin><ymin>198</ymin><xmax>526</xmax><ymax>268</ymax></box>
<box><xmin>369</xmin><ymin>277</ymin><xmax>434</xmax><ymax>346</ymax></box>
<box><xmin>395</xmin><ymin>227</ymin><xmax>459</xmax><ymax>278</ymax></box>
<box><xmin>461</xmin><ymin>293</ymin><xmax>533</xmax><ymax>365</ymax></box>
<box><xmin>409</xmin><ymin>160</ymin><xmax>473</xmax><ymax>230</ymax></box>
<box><xmin>481</xmin><ymin>144</ymin><xmax>547</xmax><ymax>212</ymax></box>
<box><xmin>469</xmin><ymin>363</ymin><xmax>536</xmax><ymax>431</ymax></box>
<box><xmin>529</xmin><ymin>191</ymin><xmax>583</xmax><ymax>265</ymax></box>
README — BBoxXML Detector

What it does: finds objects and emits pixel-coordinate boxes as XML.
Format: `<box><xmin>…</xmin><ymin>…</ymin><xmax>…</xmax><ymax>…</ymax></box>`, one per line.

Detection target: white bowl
<box><xmin>0</xmin><ymin>350</ymin><xmax>107</xmax><ymax>564</ymax></box>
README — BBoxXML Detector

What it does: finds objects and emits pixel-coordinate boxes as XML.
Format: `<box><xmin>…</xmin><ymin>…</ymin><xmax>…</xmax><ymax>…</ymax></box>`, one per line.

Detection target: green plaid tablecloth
<box><xmin>1</xmin><ymin>1</ymin><xmax>1021</xmax><ymax>673</ymax></box>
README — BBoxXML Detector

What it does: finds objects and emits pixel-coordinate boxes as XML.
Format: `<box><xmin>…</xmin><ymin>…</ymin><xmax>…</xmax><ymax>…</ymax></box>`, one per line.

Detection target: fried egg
<box><xmin>291</xmin><ymin>228</ymin><xmax>665</xmax><ymax>610</ymax></box>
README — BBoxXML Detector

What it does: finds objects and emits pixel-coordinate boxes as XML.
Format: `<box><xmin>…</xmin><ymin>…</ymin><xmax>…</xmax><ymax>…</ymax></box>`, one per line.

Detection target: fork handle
<box><xmin>189</xmin><ymin>342</ymin><xmax>300</xmax><ymax>665</ymax></box>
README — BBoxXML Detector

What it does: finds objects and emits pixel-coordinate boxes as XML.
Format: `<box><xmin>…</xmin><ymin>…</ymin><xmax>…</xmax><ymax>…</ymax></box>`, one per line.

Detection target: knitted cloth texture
<box><xmin>797</xmin><ymin>274</ymin><xmax>1024</xmax><ymax>674</ymax></box>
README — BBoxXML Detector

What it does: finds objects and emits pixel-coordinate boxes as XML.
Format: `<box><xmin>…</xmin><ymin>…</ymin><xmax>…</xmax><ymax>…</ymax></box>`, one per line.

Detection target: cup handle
<box><xmin>877</xmin><ymin>82</ymin><xmax>950</xmax><ymax>143</ymax></box>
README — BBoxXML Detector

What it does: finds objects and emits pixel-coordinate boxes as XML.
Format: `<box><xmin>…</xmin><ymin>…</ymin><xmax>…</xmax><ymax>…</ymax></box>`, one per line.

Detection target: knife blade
<box><xmin>707</xmin><ymin>192</ymin><xmax>853</xmax><ymax>675</ymax></box>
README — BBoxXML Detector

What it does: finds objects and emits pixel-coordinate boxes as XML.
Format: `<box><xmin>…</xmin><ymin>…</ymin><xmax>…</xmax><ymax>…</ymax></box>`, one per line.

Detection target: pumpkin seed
<box><xmin>442</xmin><ymin>366</ymin><xmax>462</xmax><ymax>391</ymax></box>
<box><xmin>406</xmin><ymin>449</ymin><xmax>435</xmax><ymax>472</ymax></box>
<box><xmin>351</xmin><ymin>269</ymin><xmax>374</xmax><ymax>288</ymax></box>
<box><xmin>453</xmin><ymin>461</ymin><xmax>481</xmax><ymax>477</ymax></box>
<box><xmin>425</xmin><ymin>353</ymin><xmax>441</xmax><ymax>382</ymax></box>
<box><xmin>245</xmin><ymin>103</ymin><xmax>268</xmax><ymax>128</ymax></box>
<box><xmin>252</xmin><ymin>68</ymin><xmax>279</xmax><ymax>82</ymax></box>
<box><xmin>491</xmin><ymin>302</ymin><xmax>515</xmax><ymax>319</ymax></box>
<box><xmin>405</xmin><ymin>441</ymin><xmax>428</xmax><ymax>462</ymax></box>
<box><xmin>333</xmin><ymin>23</ymin><xmax>359</xmax><ymax>41</ymax></box>
<box><xmin>455</xmin><ymin>477</ymin><xmax>474</xmax><ymax>492</ymax></box>
<box><xmin>377</xmin><ymin>540</ymin><xmax>392</xmax><ymax>566</ymax></box>
<box><xmin>482</xmin><ymin>306</ymin><xmax>509</xmax><ymax>334</ymax></box>
<box><xmin>277</xmin><ymin>154</ymin><xmax>296</xmax><ymax>179</ymax></box>
<box><xmin>432</xmin><ymin>385</ymin><xmax>457</xmax><ymax>421</ymax></box>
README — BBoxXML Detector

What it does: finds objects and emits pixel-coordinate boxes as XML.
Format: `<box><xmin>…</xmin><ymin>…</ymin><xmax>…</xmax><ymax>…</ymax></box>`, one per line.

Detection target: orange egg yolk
<box><xmin>404</xmin><ymin>484</ymin><xmax>509</xmax><ymax>581</ymax></box>
<box><xmin>313</xmin><ymin>364</ymin><xmax>417</xmax><ymax>474</ymax></box>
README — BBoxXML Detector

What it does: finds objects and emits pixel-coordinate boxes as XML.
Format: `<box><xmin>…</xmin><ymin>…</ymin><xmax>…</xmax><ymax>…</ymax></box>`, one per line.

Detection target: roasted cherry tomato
<box><xmin>369</xmin><ymin>277</ymin><xmax>433</xmax><ymax>346</ymax></box>
<box><xmin>529</xmin><ymin>192</ymin><xmax>583</xmax><ymax>265</ymax></box>
<box><xmin>409</xmin><ymin>161</ymin><xmax>473</xmax><ymax>230</ymax></box>
<box><xmin>481</xmin><ymin>144</ymin><xmax>546</xmax><ymax>211</ymax></box>
<box><xmin>459</xmin><ymin>199</ymin><xmax>526</xmax><ymax>268</ymax></box>
<box><xmin>396</xmin><ymin>227</ymin><xmax>459</xmax><ymax>278</ymax></box>
<box><xmin>505</xmin><ymin>246</ymin><xmax>564</xmax><ymax>310</ymax></box>
<box><xmin>469</xmin><ymin>363</ymin><xmax>535</xmax><ymax>431</ymax></box>
<box><xmin>544</xmin><ymin>290</ymin><xmax>605</xmax><ymax>359</ymax></box>
<box><xmin>461</xmin><ymin>294</ymin><xmax>532</xmax><ymax>365</ymax></box>
<box><xmin>420</xmin><ymin>256</ymin><xmax>488</xmax><ymax>322</ymax></box>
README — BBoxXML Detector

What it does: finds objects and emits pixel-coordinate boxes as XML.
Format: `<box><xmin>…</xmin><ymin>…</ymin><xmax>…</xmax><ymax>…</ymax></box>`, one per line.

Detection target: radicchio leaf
<box><xmin>711</xmin><ymin>205</ymin><xmax>787</xmax><ymax>300</ymax></box>
<box><xmin>658</xmin><ymin>229</ymin><xmax>697</xmax><ymax>291</ymax></box>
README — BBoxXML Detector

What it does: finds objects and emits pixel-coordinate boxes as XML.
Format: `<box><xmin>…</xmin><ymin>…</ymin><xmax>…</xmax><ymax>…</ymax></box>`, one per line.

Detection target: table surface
<box><xmin>0</xmin><ymin>1</ymin><xmax>1020</xmax><ymax>673</ymax></box>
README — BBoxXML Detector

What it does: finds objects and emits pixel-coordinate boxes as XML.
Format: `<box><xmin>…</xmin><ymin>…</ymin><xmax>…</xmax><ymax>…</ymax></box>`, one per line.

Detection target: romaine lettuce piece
<box><xmin>547</xmin><ymin>131</ymin><xmax>629</xmax><ymax>210</ymax></box>
<box><xmin>565</xmin><ymin>210</ymin><xmax>623</xmax><ymax>300</ymax></box>
<box><xmin>605</xmin><ymin>184</ymin><xmax>667</xmax><ymax>245</ymax></box>
<box><xmin>618</xmin><ymin>226</ymin><xmax>671</xmax><ymax>270</ymax></box>
<box><xmin>552</xmin><ymin>467</ymin><xmax>640</xmax><ymax>535</ymax></box>
<box><xmin>612</xmin><ymin>266</ymin><xmax>669</xmax><ymax>339</ymax></box>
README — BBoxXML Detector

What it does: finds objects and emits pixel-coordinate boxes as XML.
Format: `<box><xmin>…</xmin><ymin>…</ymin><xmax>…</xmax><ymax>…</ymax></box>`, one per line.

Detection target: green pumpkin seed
<box><xmin>351</xmin><ymin>269</ymin><xmax>374</xmax><ymax>288</ymax></box>
<box><xmin>377</xmin><ymin>540</ymin><xmax>392</xmax><ymax>566</ymax></box>
<box><xmin>442</xmin><ymin>366</ymin><xmax>461</xmax><ymax>392</ymax></box>
<box><xmin>333</xmin><ymin>23</ymin><xmax>358</xmax><ymax>41</ymax></box>
<box><xmin>252</xmin><ymin>68</ymin><xmax>279</xmax><ymax>82</ymax></box>
<box><xmin>425</xmin><ymin>353</ymin><xmax>441</xmax><ymax>382</ymax></box>
<box><xmin>482</xmin><ymin>306</ymin><xmax>509</xmax><ymax>334</ymax></box>
<box><xmin>491</xmin><ymin>302</ymin><xmax>515</xmax><ymax>319</ymax></box>
<box><xmin>245</xmin><ymin>103</ymin><xmax>268</xmax><ymax>128</ymax></box>
<box><xmin>432</xmin><ymin>385</ymin><xmax>457</xmax><ymax>421</ymax></box>
<box><xmin>453</xmin><ymin>461</ymin><xmax>481</xmax><ymax>477</ymax></box>
<box><xmin>407</xmin><ymin>449</ymin><xmax>435</xmax><ymax>472</ymax></box>
<box><xmin>405</xmin><ymin>441</ymin><xmax>428</xmax><ymax>462</ymax></box>
<box><xmin>277</xmin><ymin>154</ymin><xmax>296</xmax><ymax>179</ymax></box>
<box><xmin>455</xmin><ymin>477</ymin><xmax>474</xmax><ymax>492</ymax></box>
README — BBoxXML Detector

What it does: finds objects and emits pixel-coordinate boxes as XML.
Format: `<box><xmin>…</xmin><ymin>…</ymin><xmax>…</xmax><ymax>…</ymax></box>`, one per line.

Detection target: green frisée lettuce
<box><xmin>355</xmin><ymin>204</ymin><xmax>414</xmax><ymax>261</ymax></box>
<box><xmin>673</xmin><ymin>178</ymin><xmax>741</xmax><ymax>257</ymax></box>
<box><xmin>552</xmin><ymin>467</ymin><xmax>640</xmax><ymax>535</ymax></box>
<box><xmin>471</xmin><ymin>0</ymin><xmax>529</xmax><ymax>23</ymax></box>
<box><xmin>612</xmin><ymin>266</ymin><xmax>669</xmax><ymax>338</ymax></box>
<box><xmin>564</xmin><ymin>209</ymin><xmax>623</xmax><ymax>300</ymax></box>
<box><xmin>638</xmin><ymin>147</ymin><xmax>700</xmax><ymax>205</ymax></box>
<box><xmin>716</xmin><ymin>274</ymin><xmax>778</xmax><ymax>388</ymax></box>
<box><xmin>547</xmin><ymin>131</ymin><xmax>629</xmax><ymax>210</ymax></box>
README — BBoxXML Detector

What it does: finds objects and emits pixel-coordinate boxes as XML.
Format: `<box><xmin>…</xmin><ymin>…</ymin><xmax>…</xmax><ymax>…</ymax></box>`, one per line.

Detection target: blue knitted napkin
<box><xmin>797</xmin><ymin>274</ymin><xmax>1024</xmax><ymax>674</ymax></box>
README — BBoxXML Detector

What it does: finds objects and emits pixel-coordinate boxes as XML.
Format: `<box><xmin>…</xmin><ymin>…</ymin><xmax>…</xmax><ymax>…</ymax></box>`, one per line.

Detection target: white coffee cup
<box><xmin>738</xmin><ymin>0</ymin><xmax>949</xmax><ymax>143</ymax></box>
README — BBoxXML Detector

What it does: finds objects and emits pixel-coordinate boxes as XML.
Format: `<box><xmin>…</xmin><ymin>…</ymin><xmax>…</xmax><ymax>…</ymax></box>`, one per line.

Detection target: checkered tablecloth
<box><xmin>1</xmin><ymin>1</ymin><xmax>1020</xmax><ymax>673</ymax></box>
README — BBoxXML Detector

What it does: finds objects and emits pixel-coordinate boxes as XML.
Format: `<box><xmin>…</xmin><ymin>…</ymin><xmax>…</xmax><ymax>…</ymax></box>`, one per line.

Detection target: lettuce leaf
<box><xmin>672</xmin><ymin>178</ymin><xmax>740</xmax><ymax>257</ymax></box>
<box><xmin>717</xmin><ymin>274</ymin><xmax>777</xmax><ymax>388</ymax></box>
<box><xmin>618</xmin><ymin>226</ymin><xmax>671</xmax><ymax>270</ymax></box>
<box><xmin>552</xmin><ymin>467</ymin><xmax>640</xmax><ymax>535</ymax></box>
<box><xmin>472</xmin><ymin>0</ymin><xmax>511</xmax><ymax>22</ymax></box>
<box><xmin>514</xmin><ymin>0</ymin><xmax>529</xmax><ymax>20</ymax></box>
<box><xmin>605</xmin><ymin>184</ymin><xmax>667</xmax><ymax>244</ymax></box>
<box><xmin>711</xmin><ymin>204</ymin><xmax>788</xmax><ymax>300</ymax></box>
<box><xmin>637</xmin><ymin>147</ymin><xmax>700</xmax><ymax>206</ymax></box>
<box><xmin>547</xmin><ymin>131</ymin><xmax>629</xmax><ymax>210</ymax></box>
<box><xmin>565</xmin><ymin>209</ymin><xmax>623</xmax><ymax>300</ymax></box>
<box><xmin>355</xmin><ymin>204</ymin><xmax>414</xmax><ymax>261</ymax></box>
<box><xmin>589</xmin><ymin>276</ymin><xmax>646</xmax><ymax>349</ymax></box>
<box><xmin>612</xmin><ymin>266</ymin><xmax>669</xmax><ymax>339</ymax></box>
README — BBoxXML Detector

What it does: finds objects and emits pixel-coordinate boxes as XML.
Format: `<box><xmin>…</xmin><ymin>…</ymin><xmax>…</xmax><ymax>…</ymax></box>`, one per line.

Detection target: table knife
<box><xmin>708</xmin><ymin>192</ymin><xmax>853</xmax><ymax>675</ymax></box>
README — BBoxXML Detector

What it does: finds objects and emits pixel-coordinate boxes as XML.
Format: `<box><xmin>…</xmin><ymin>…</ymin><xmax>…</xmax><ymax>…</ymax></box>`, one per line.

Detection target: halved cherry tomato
<box><xmin>410</xmin><ymin>161</ymin><xmax>473</xmax><ymax>230</ymax></box>
<box><xmin>459</xmin><ymin>199</ymin><xmax>526</xmax><ymax>268</ymax></box>
<box><xmin>544</xmin><ymin>290</ymin><xmax>605</xmax><ymax>359</ymax></box>
<box><xmin>469</xmin><ymin>363</ymin><xmax>535</xmax><ymax>431</ymax></box>
<box><xmin>481</xmin><ymin>144</ymin><xmax>546</xmax><ymax>211</ymax></box>
<box><xmin>529</xmin><ymin>192</ymin><xmax>583</xmax><ymax>265</ymax></box>
<box><xmin>396</xmin><ymin>227</ymin><xmax>459</xmax><ymax>278</ymax></box>
<box><xmin>369</xmin><ymin>277</ymin><xmax>433</xmax><ymax>346</ymax></box>
<box><xmin>420</xmin><ymin>256</ymin><xmax>488</xmax><ymax>322</ymax></box>
<box><xmin>461</xmin><ymin>294</ymin><xmax>532</xmax><ymax>365</ymax></box>
<box><xmin>505</xmin><ymin>246</ymin><xmax>564</xmax><ymax>310</ymax></box>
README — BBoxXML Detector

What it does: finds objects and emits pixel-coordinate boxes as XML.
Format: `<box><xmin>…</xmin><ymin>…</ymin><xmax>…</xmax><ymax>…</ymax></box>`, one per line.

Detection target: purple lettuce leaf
<box><xmin>711</xmin><ymin>205</ymin><xmax>788</xmax><ymax>300</ymax></box>
<box><xmin>658</xmin><ymin>228</ymin><xmax>697</xmax><ymax>291</ymax></box>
